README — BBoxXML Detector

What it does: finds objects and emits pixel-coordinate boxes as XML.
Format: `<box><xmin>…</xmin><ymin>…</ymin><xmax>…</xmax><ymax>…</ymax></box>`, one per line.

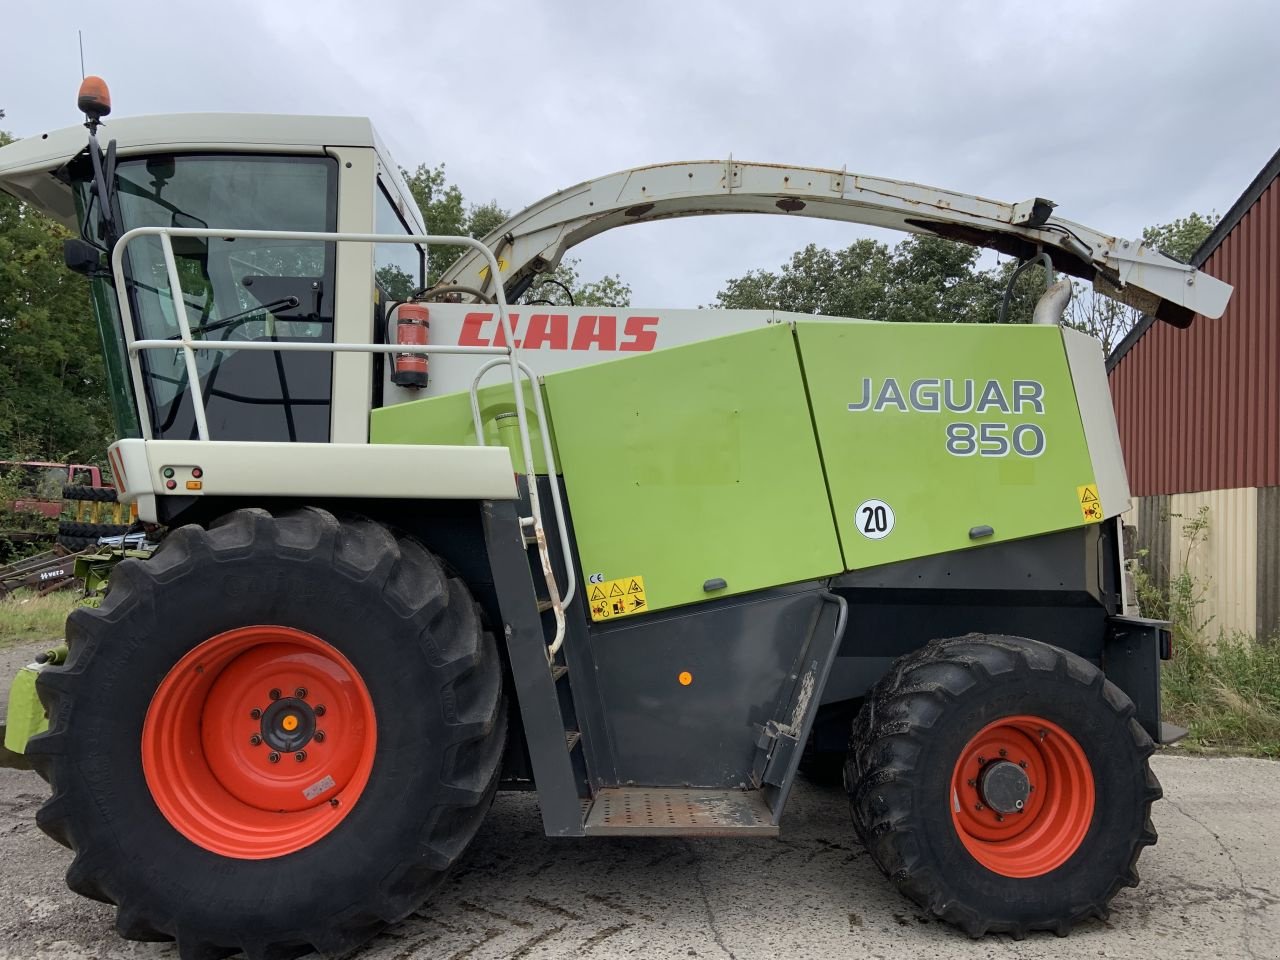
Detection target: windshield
<box><xmin>83</xmin><ymin>154</ymin><xmax>338</xmax><ymax>441</ymax></box>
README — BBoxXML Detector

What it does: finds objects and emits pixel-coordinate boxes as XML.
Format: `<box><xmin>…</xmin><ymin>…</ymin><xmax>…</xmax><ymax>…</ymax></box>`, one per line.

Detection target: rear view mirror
<box><xmin>63</xmin><ymin>238</ymin><xmax>103</xmax><ymax>276</ymax></box>
<box><xmin>170</xmin><ymin>211</ymin><xmax>208</xmax><ymax>261</ymax></box>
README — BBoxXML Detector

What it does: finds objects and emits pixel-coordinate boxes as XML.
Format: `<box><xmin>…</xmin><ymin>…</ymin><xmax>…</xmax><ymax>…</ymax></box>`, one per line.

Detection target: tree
<box><xmin>714</xmin><ymin>233</ymin><xmax>1007</xmax><ymax>323</ymax></box>
<box><xmin>400</xmin><ymin>163</ymin><xmax>629</xmax><ymax>307</ymax></box>
<box><xmin>714</xmin><ymin>212</ymin><xmax>1221</xmax><ymax>353</ymax></box>
<box><xmin>0</xmin><ymin>129</ymin><xmax>114</xmax><ymax>463</ymax></box>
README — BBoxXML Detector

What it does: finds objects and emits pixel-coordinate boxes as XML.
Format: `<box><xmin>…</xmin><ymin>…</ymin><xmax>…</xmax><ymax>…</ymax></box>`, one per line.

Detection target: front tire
<box><xmin>29</xmin><ymin>507</ymin><xmax>507</xmax><ymax>959</ymax></box>
<box><xmin>846</xmin><ymin>633</ymin><xmax>1161</xmax><ymax>938</ymax></box>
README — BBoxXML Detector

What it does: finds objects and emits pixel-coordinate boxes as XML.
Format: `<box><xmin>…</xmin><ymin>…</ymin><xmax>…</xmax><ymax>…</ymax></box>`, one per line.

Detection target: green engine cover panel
<box><xmin>543</xmin><ymin>324</ymin><xmax>843</xmax><ymax>613</ymax></box>
<box><xmin>796</xmin><ymin>320</ymin><xmax>1097</xmax><ymax>569</ymax></box>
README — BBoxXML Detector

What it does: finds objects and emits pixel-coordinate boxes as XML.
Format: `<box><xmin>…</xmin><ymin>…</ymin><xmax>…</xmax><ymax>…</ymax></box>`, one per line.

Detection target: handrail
<box><xmin>111</xmin><ymin>226</ymin><xmax>572</xmax><ymax>662</ymax></box>
<box><xmin>470</xmin><ymin>356</ymin><xmax>577</xmax><ymax>657</ymax></box>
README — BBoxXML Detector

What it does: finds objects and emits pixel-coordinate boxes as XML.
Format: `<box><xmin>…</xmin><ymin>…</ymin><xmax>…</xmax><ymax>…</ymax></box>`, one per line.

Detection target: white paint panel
<box><xmin>1168</xmin><ymin>487</ymin><xmax>1258</xmax><ymax>641</ymax></box>
<box><xmin>110</xmin><ymin>439</ymin><xmax>517</xmax><ymax>522</ymax></box>
<box><xmin>383</xmin><ymin>305</ymin><xmax>848</xmax><ymax>402</ymax></box>
<box><xmin>1063</xmin><ymin>327</ymin><xmax>1131</xmax><ymax>519</ymax></box>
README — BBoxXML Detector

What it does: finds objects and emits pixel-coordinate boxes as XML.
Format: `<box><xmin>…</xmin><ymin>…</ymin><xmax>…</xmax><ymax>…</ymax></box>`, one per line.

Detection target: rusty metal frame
<box><xmin>438</xmin><ymin>159</ymin><xmax>1231</xmax><ymax>327</ymax></box>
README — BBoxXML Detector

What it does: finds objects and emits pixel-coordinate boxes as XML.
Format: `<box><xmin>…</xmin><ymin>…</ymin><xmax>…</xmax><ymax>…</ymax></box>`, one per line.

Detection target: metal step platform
<box><xmin>583</xmin><ymin>787</ymin><xmax>778</xmax><ymax>837</ymax></box>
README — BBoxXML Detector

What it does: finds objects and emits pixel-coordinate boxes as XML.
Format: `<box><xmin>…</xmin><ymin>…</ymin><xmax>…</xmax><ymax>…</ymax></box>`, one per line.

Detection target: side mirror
<box><xmin>63</xmin><ymin>238</ymin><xmax>103</xmax><ymax>276</ymax></box>
<box><xmin>170</xmin><ymin>211</ymin><xmax>209</xmax><ymax>261</ymax></box>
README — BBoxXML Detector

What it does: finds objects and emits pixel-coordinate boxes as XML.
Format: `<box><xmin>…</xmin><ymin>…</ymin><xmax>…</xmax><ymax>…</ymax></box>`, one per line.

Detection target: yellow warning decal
<box><xmin>587</xmin><ymin>575</ymin><xmax>647</xmax><ymax>621</ymax></box>
<box><xmin>1077</xmin><ymin>484</ymin><xmax>1103</xmax><ymax>524</ymax></box>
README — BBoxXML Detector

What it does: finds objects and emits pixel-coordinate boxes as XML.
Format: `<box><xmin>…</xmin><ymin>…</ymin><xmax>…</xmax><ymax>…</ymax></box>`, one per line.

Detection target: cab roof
<box><xmin>0</xmin><ymin>113</ymin><xmax>420</xmax><ymax>230</ymax></box>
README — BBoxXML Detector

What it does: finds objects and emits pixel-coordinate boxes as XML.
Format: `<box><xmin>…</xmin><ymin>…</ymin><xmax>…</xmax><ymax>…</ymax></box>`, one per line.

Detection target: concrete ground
<box><xmin>0</xmin><ymin>755</ymin><xmax>1276</xmax><ymax>960</ymax></box>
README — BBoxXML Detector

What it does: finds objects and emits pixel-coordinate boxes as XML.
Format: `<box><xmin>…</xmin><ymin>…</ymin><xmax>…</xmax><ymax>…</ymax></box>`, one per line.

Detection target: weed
<box><xmin>1134</xmin><ymin>506</ymin><xmax>1280</xmax><ymax>757</ymax></box>
<box><xmin>0</xmin><ymin>589</ymin><xmax>77</xmax><ymax>648</ymax></box>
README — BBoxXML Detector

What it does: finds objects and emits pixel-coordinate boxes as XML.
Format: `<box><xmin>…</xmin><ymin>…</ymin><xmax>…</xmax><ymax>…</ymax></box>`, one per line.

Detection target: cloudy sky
<box><xmin>2</xmin><ymin>0</ymin><xmax>1277</xmax><ymax>306</ymax></box>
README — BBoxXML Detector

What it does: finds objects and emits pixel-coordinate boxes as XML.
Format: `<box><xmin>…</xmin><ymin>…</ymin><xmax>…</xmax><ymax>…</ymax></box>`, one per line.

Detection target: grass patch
<box><xmin>1162</xmin><ymin>634</ymin><xmax>1280</xmax><ymax>757</ymax></box>
<box><xmin>1135</xmin><ymin>506</ymin><xmax>1280</xmax><ymax>758</ymax></box>
<box><xmin>0</xmin><ymin>589</ymin><xmax>77</xmax><ymax>648</ymax></box>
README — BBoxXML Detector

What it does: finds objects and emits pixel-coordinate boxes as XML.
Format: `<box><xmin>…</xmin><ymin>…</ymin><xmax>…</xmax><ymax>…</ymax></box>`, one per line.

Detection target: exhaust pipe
<box><xmin>1032</xmin><ymin>277</ymin><xmax>1073</xmax><ymax>326</ymax></box>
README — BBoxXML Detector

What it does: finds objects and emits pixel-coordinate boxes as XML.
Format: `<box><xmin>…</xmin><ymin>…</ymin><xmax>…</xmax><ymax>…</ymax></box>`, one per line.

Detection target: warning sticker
<box><xmin>587</xmin><ymin>575</ymin><xmax>647</xmax><ymax>621</ymax></box>
<box><xmin>1077</xmin><ymin>484</ymin><xmax>1103</xmax><ymax>524</ymax></box>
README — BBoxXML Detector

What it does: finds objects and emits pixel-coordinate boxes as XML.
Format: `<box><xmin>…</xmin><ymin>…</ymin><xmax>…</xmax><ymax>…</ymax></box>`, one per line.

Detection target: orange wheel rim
<box><xmin>142</xmin><ymin>626</ymin><xmax>376</xmax><ymax>859</ymax></box>
<box><xmin>949</xmin><ymin>715</ymin><xmax>1094</xmax><ymax>878</ymax></box>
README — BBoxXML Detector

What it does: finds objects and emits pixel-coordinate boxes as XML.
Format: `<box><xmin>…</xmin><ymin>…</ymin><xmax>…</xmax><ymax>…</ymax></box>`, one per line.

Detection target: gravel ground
<box><xmin>0</xmin><ymin>753</ymin><xmax>1276</xmax><ymax>960</ymax></box>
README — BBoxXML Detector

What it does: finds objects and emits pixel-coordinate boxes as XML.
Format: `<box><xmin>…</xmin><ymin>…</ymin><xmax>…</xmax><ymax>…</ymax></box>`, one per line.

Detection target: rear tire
<box><xmin>29</xmin><ymin>507</ymin><xmax>507</xmax><ymax>959</ymax></box>
<box><xmin>846</xmin><ymin>633</ymin><xmax>1161</xmax><ymax>938</ymax></box>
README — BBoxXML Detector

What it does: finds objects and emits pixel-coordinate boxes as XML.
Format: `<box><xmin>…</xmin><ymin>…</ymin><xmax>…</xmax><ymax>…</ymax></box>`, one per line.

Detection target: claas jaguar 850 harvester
<box><xmin>0</xmin><ymin>79</ymin><xmax>1231</xmax><ymax>958</ymax></box>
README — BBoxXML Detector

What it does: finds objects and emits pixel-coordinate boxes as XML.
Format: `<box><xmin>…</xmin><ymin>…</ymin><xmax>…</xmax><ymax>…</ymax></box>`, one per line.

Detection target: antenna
<box><xmin>78</xmin><ymin>30</ymin><xmax>85</xmax><ymax>80</ymax></box>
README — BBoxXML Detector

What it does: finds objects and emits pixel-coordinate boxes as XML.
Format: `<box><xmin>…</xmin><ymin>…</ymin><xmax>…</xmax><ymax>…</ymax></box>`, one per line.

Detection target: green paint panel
<box><xmin>543</xmin><ymin>325</ymin><xmax>843</xmax><ymax>613</ymax></box>
<box><xmin>370</xmin><ymin>380</ymin><xmax>557</xmax><ymax>474</ymax></box>
<box><xmin>4</xmin><ymin>665</ymin><xmax>47</xmax><ymax>754</ymax></box>
<box><xmin>796</xmin><ymin>321</ymin><xmax>1097</xmax><ymax>569</ymax></box>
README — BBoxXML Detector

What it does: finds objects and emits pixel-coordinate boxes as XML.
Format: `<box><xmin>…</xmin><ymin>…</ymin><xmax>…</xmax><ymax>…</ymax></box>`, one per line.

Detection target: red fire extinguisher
<box><xmin>391</xmin><ymin>303</ymin><xmax>429</xmax><ymax>388</ymax></box>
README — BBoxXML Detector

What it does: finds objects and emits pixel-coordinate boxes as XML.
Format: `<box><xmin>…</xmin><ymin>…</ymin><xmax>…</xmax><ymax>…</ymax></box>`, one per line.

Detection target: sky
<box><xmin>1</xmin><ymin>0</ymin><xmax>1277</xmax><ymax>307</ymax></box>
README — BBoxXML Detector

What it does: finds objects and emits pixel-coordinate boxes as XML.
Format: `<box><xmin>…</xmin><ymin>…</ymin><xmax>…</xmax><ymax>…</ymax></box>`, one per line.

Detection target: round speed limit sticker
<box><xmin>855</xmin><ymin>499</ymin><xmax>895</xmax><ymax>540</ymax></box>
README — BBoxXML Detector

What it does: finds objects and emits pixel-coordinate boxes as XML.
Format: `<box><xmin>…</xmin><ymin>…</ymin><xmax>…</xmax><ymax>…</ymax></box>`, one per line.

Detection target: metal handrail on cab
<box><xmin>111</xmin><ymin>226</ymin><xmax>573</xmax><ymax>663</ymax></box>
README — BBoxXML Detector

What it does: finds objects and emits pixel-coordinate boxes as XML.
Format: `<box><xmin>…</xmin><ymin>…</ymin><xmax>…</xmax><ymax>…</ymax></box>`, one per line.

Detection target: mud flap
<box><xmin>1102</xmin><ymin>615</ymin><xmax>1173</xmax><ymax>743</ymax></box>
<box><xmin>752</xmin><ymin>592</ymin><xmax>848</xmax><ymax>822</ymax></box>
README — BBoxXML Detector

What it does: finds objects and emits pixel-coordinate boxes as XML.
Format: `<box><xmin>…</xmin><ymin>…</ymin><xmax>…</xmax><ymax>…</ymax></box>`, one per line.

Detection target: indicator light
<box><xmin>191</xmin><ymin>467</ymin><xmax>203</xmax><ymax>478</ymax></box>
<box><xmin>165</xmin><ymin>479</ymin><xmax>177</xmax><ymax>490</ymax></box>
<box><xmin>186</xmin><ymin>481</ymin><xmax>203</xmax><ymax>491</ymax></box>
<box><xmin>678</xmin><ymin>671</ymin><xmax>693</xmax><ymax>686</ymax></box>
<box><xmin>163</xmin><ymin>467</ymin><xmax>174</xmax><ymax>478</ymax></box>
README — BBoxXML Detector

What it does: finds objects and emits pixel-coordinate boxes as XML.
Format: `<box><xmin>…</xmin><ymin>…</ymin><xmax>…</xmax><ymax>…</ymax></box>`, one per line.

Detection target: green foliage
<box><xmin>0</xmin><ymin>466</ymin><xmax>58</xmax><ymax>563</ymax></box>
<box><xmin>0</xmin><ymin>129</ymin><xmax>114</xmax><ymax>464</ymax></box>
<box><xmin>714</xmin><ymin>212</ymin><xmax>1220</xmax><ymax>351</ymax></box>
<box><xmin>1133</xmin><ymin>507</ymin><xmax>1280</xmax><ymax>757</ymax></box>
<box><xmin>1142</xmin><ymin>212</ymin><xmax>1221</xmax><ymax>263</ymax></box>
<box><xmin>400</xmin><ymin>162</ymin><xmax>630</xmax><ymax>306</ymax></box>
<box><xmin>715</xmin><ymin>233</ymin><xmax>1034</xmax><ymax>324</ymax></box>
<box><xmin>526</xmin><ymin>260</ymin><xmax>632</xmax><ymax>308</ymax></box>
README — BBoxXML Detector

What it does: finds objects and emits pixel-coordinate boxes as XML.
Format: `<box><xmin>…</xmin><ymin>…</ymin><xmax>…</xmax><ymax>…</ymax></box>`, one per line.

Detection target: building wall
<box><xmin>1128</xmin><ymin>485</ymin><xmax>1279</xmax><ymax>641</ymax></box>
<box><xmin>1109</xmin><ymin>175</ymin><xmax>1280</xmax><ymax>497</ymax></box>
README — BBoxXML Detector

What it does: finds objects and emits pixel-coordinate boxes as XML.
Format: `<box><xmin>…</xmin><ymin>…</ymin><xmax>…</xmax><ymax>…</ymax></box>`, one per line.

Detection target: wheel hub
<box><xmin>978</xmin><ymin>759</ymin><xmax>1029</xmax><ymax>815</ymax></box>
<box><xmin>260</xmin><ymin>697</ymin><xmax>316</xmax><ymax>753</ymax></box>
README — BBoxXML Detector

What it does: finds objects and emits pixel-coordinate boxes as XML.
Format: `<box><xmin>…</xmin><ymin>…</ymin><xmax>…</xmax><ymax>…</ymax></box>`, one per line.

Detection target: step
<box><xmin>536</xmin><ymin>598</ymin><xmax>555</xmax><ymax>613</ymax></box>
<box><xmin>550</xmin><ymin>664</ymin><xmax>568</xmax><ymax>682</ymax></box>
<box><xmin>583</xmin><ymin>787</ymin><xmax>778</xmax><ymax>837</ymax></box>
<box><xmin>566</xmin><ymin>731</ymin><xmax>581</xmax><ymax>752</ymax></box>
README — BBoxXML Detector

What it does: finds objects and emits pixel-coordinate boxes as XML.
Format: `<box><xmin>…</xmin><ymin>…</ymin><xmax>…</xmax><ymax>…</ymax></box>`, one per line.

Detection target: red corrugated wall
<box><xmin>1109</xmin><ymin>176</ymin><xmax>1280</xmax><ymax>497</ymax></box>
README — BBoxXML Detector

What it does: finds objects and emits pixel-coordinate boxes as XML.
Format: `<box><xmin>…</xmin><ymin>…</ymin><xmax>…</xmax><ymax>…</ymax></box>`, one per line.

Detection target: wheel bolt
<box><xmin>294</xmin><ymin>751</ymin><xmax>307</xmax><ymax>763</ymax></box>
<box><xmin>314</xmin><ymin>704</ymin><xmax>326</xmax><ymax>717</ymax></box>
<box><xmin>249</xmin><ymin>734</ymin><xmax>262</xmax><ymax>746</ymax></box>
<box><xmin>976</xmin><ymin>755</ymin><xmax>986</xmax><ymax>765</ymax></box>
<box><xmin>966</xmin><ymin>778</ymin><xmax>976</xmax><ymax>787</ymax></box>
<box><xmin>1038</xmin><ymin>729</ymin><xmax>1048</xmax><ymax>739</ymax></box>
<box><xmin>314</xmin><ymin>731</ymin><xmax>326</xmax><ymax>743</ymax></box>
<box><xmin>249</xmin><ymin>707</ymin><xmax>262</xmax><ymax>720</ymax></box>
<box><xmin>329</xmin><ymin>798</ymin><xmax>340</xmax><ymax>808</ymax></box>
<box><xmin>269</xmin><ymin>688</ymin><xmax>281</xmax><ymax>700</ymax></box>
<box><xmin>996</xmin><ymin>814</ymin><xmax>1005</xmax><ymax>822</ymax></box>
<box><xmin>1019</xmin><ymin>759</ymin><xmax>1028</xmax><ymax>768</ymax></box>
<box><xmin>294</xmin><ymin>687</ymin><xmax>308</xmax><ymax>699</ymax></box>
<box><xmin>268</xmin><ymin>752</ymin><xmax>280</xmax><ymax>763</ymax></box>
<box><xmin>974</xmin><ymin>803</ymin><xmax>984</xmax><ymax>812</ymax></box>
<box><xmin>998</xmin><ymin>748</ymin><xmax>1007</xmax><ymax>757</ymax></box>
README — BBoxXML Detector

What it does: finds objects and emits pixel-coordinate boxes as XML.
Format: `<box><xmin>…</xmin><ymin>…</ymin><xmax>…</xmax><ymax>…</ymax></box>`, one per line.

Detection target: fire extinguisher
<box><xmin>391</xmin><ymin>303</ymin><xmax>429</xmax><ymax>388</ymax></box>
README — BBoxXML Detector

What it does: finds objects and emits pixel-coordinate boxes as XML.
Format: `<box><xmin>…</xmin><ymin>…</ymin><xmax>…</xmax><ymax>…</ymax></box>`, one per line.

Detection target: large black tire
<box><xmin>29</xmin><ymin>507</ymin><xmax>507</xmax><ymax>959</ymax></box>
<box><xmin>56</xmin><ymin>521</ymin><xmax>129</xmax><ymax>552</ymax></box>
<box><xmin>846</xmin><ymin>633</ymin><xmax>1161</xmax><ymax>938</ymax></box>
<box><xmin>63</xmin><ymin>484</ymin><xmax>118</xmax><ymax>503</ymax></box>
